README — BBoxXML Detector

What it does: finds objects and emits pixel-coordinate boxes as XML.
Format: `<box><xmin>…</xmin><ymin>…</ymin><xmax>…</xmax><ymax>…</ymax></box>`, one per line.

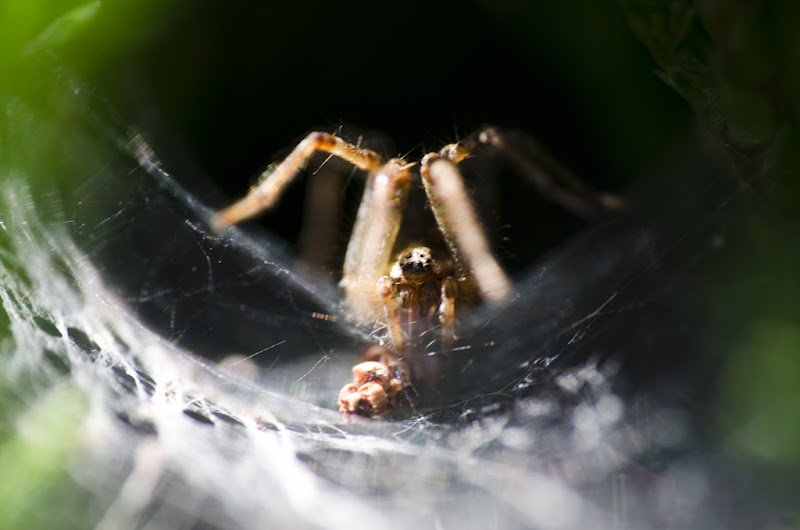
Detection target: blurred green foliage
<box><xmin>0</xmin><ymin>0</ymin><xmax>176</xmax><ymax>75</ymax></box>
<box><xmin>719</xmin><ymin>321</ymin><xmax>800</xmax><ymax>466</ymax></box>
<box><xmin>0</xmin><ymin>384</ymin><xmax>90</xmax><ymax>530</ymax></box>
<box><xmin>620</xmin><ymin>0</ymin><xmax>800</xmax><ymax>211</ymax></box>
<box><xmin>0</xmin><ymin>0</ymin><xmax>183</xmax><ymax>195</ymax></box>
<box><xmin>18</xmin><ymin>1</ymin><xmax>101</xmax><ymax>58</ymax></box>
<box><xmin>0</xmin><ymin>3</ymin><xmax>148</xmax><ymax>527</ymax></box>
<box><xmin>621</xmin><ymin>0</ymin><xmax>800</xmax><ymax>479</ymax></box>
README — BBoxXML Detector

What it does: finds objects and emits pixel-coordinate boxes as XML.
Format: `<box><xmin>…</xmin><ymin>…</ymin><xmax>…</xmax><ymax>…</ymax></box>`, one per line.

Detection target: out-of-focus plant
<box><xmin>620</xmin><ymin>0</ymin><xmax>800</xmax><ymax>211</ymax></box>
<box><xmin>0</xmin><ymin>0</ymin><xmax>177</xmax><ymax>81</ymax></box>
<box><xmin>0</xmin><ymin>384</ymin><xmax>89</xmax><ymax>530</ymax></box>
<box><xmin>621</xmin><ymin>0</ymin><xmax>800</xmax><ymax>479</ymax></box>
<box><xmin>0</xmin><ymin>3</ymin><xmax>176</xmax><ymax>527</ymax></box>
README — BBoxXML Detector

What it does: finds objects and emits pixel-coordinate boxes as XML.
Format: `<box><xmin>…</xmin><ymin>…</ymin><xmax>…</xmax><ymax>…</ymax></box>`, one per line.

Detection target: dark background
<box><xmin>93</xmin><ymin>0</ymin><xmax>688</xmax><ymax>180</ymax></box>
<box><xmin>72</xmin><ymin>0</ymin><xmax>692</xmax><ymax>270</ymax></box>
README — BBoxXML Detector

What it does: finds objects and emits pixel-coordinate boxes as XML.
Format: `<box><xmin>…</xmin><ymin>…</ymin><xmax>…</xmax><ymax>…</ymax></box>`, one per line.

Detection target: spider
<box><xmin>212</xmin><ymin>127</ymin><xmax>621</xmax><ymax>418</ymax></box>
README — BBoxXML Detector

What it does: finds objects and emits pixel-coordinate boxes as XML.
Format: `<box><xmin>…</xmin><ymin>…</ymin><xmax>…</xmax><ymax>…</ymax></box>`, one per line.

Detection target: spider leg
<box><xmin>212</xmin><ymin>131</ymin><xmax>383</xmax><ymax>228</ymax></box>
<box><xmin>441</xmin><ymin>126</ymin><xmax>626</xmax><ymax>220</ymax></box>
<box><xmin>340</xmin><ymin>159</ymin><xmax>413</xmax><ymax>319</ymax></box>
<box><xmin>420</xmin><ymin>154</ymin><xmax>513</xmax><ymax>305</ymax></box>
<box><xmin>377</xmin><ymin>275</ymin><xmax>404</xmax><ymax>350</ymax></box>
<box><xmin>439</xmin><ymin>276</ymin><xmax>457</xmax><ymax>351</ymax></box>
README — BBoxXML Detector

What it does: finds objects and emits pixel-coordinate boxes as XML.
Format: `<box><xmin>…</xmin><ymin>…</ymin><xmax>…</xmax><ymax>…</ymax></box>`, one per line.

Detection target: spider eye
<box><xmin>394</xmin><ymin>246</ymin><xmax>437</xmax><ymax>279</ymax></box>
<box><xmin>402</xmin><ymin>249</ymin><xmax>434</xmax><ymax>272</ymax></box>
<box><xmin>401</xmin><ymin>259</ymin><xmax>421</xmax><ymax>273</ymax></box>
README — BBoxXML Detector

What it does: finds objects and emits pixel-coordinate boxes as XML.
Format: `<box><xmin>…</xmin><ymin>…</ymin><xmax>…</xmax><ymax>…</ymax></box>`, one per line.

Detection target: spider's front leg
<box><xmin>339</xmin><ymin>158</ymin><xmax>413</xmax><ymax>321</ymax></box>
<box><xmin>211</xmin><ymin>131</ymin><xmax>383</xmax><ymax>229</ymax></box>
<box><xmin>420</xmin><ymin>154</ymin><xmax>513</xmax><ymax>306</ymax></box>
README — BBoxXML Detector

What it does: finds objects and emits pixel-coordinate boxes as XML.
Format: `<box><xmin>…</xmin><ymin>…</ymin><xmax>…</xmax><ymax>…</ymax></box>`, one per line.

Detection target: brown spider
<box><xmin>212</xmin><ymin>127</ymin><xmax>621</xmax><ymax>418</ymax></box>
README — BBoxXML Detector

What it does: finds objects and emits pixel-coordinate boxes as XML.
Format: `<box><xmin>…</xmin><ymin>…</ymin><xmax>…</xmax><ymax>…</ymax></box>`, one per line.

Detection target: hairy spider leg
<box><xmin>341</xmin><ymin>159</ymin><xmax>412</xmax><ymax>321</ymax></box>
<box><xmin>420</xmin><ymin>154</ymin><xmax>513</xmax><ymax>305</ymax></box>
<box><xmin>446</xmin><ymin>127</ymin><xmax>626</xmax><ymax>220</ymax></box>
<box><xmin>211</xmin><ymin>131</ymin><xmax>383</xmax><ymax>229</ymax></box>
<box><xmin>438</xmin><ymin>276</ymin><xmax>457</xmax><ymax>351</ymax></box>
<box><xmin>377</xmin><ymin>275</ymin><xmax>404</xmax><ymax>349</ymax></box>
<box><xmin>210</xmin><ymin>129</ymin><xmax>417</xmax><ymax>324</ymax></box>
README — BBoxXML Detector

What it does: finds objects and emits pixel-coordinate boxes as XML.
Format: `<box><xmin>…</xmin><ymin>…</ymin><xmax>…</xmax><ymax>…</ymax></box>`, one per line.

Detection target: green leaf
<box><xmin>21</xmin><ymin>0</ymin><xmax>101</xmax><ymax>56</ymax></box>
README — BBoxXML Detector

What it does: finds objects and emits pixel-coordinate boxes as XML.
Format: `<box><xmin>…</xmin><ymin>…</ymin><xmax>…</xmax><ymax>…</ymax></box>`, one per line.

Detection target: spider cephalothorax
<box><xmin>379</xmin><ymin>246</ymin><xmax>458</xmax><ymax>351</ymax></box>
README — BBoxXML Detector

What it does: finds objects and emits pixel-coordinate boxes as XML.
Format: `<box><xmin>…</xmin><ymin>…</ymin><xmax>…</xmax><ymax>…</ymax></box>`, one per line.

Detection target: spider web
<box><xmin>0</xmin><ymin>67</ymin><xmax>786</xmax><ymax>529</ymax></box>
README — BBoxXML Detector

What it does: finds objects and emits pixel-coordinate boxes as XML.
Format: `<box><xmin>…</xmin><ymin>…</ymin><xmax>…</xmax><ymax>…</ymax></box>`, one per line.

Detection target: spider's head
<box><xmin>391</xmin><ymin>246</ymin><xmax>441</xmax><ymax>283</ymax></box>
